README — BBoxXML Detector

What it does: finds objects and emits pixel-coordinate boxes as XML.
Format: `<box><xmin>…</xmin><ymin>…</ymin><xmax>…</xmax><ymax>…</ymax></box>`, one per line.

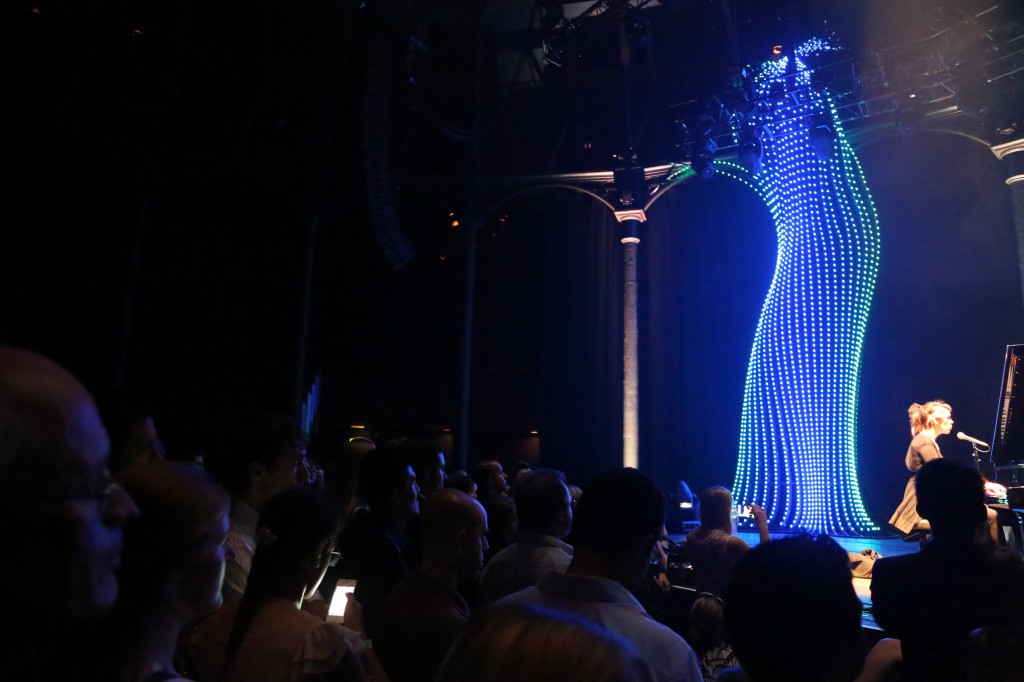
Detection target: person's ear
<box><xmin>248</xmin><ymin>461</ymin><xmax>266</xmax><ymax>480</ymax></box>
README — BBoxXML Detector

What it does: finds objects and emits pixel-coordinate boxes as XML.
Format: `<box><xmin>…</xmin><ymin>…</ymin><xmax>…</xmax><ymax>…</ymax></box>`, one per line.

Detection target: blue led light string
<box><xmin>715</xmin><ymin>38</ymin><xmax>880</xmax><ymax>535</ymax></box>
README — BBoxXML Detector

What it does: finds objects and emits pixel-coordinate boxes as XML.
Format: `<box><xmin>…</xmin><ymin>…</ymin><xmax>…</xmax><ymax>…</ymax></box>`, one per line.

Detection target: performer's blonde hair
<box><xmin>908</xmin><ymin>400</ymin><xmax>952</xmax><ymax>436</ymax></box>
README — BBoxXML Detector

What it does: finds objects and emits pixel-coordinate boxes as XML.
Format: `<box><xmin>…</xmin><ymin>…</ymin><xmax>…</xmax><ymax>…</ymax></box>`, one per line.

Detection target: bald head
<box><xmin>0</xmin><ymin>348</ymin><xmax>108</xmax><ymax>495</ymax></box>
<box><xmin>0</xmin><ymin>346</ymin><xmax>137</xmax><ymax>621</ymax></box>
<box><xmin>419</xmin><ymin>488</ymin><xmax>489</xmax><ymax>580</ymax></box>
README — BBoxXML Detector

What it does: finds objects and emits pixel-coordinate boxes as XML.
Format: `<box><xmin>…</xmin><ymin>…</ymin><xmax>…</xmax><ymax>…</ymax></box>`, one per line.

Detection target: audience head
<box><xmin>511</xmin><ymin>468</ymin><xmax>573</xmax><ymax>539</ymax></box>
<box><xmin>725</xmin><ymin>534</ymin><xmax>864</xmax><ymax>681</ymax></box>
<box><xmin>697</xmin><ymin>486</ymin><xmax>734</xmax><ymax>535</ymax></box>
<box><xmin>688</xmin><ymin>592</ymin><xmax>729</xmax><ymax>656</ymax></box>
<box><xmin>0</xmin><ymin>347</ymin><xmax>139</xmax><ymax>623</ymax></box>
<box><xmin>915</xmin><ymin>458</ymin><xmax>987</xmax><ymax>538</ymax></box>
<box><xmin>437</xmin><ymin>602</ymin><xmax>655</xmax><ymax>682</ymax></box>
<box><xmin>571</xmin><ymin>468</ymin><xmax>665</xmax><ymax>587</ymax></box>
<box><xmin>95</xmin><ymin>388</ymin><xmax>166</xmax><ymax>472</ymax></box>
<box><xmin>358</xmin><ymin>443</ymin><xmax>420</xmax><ymax>521</ymax></box>
<box><xmin>206</xmin><ymin>409</ymin><xmax>306</xmax><ymax>510</ymax></box>
<box><xmin>472</xmin><ymin>459</ymin><xmax>509</xmax><ymax>497</ymax></box>
<box><xmin>114</xmin><ymin>461</ymin><xmax>231</xmax><ymax>619</ymax></box>
<box><xmin>510</xmin><ymin>460</ymin><xmax>533</xmax><ymax>484</ymax></box>
<box><xmin>220</xmin><ymin>486</ymin><xmax>340</xmax><ymax>677</ymax></box>
<box><xmin>907</xmin><ymin>400</ymin><xmax>952</xmax><ymax>436</ymax></box>
<box><xmin>419</xmin><ymin>488</ymin><xmax>489</xmax><ymax>581</ymax></box>
<box><xmin>410</xmin><ymin>441</ymin><xmax>447</xmax><ymax>496</ymax></box>
<box><xmin>445</xmin><ymin>469</ymin><xmax>478</xmax><ymax>498</ymax></box>
<box><xmin>246</xmin><ymin>486</ymin><xmax>340</xmax><ymax>601</ymax></box>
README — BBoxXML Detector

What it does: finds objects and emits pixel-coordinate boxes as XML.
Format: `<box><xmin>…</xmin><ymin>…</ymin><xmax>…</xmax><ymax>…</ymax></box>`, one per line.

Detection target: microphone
<box><xmin>956</xmin><ymin>432</ymin><xmax>989</xmax><ymax>448</ymax></box>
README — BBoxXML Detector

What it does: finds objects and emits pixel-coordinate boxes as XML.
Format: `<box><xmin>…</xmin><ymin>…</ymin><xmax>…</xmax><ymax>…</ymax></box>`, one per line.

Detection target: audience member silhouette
<box><xmin>870</xmin><ymin>458</ymin><xmax>1024</xmax><ymax>681</ymax></box>
<box><xmin>479</xmin><ymin>468</ymin><xmax>574</xmax><ymax>605</ymax></box>
<box><xmin>92</xmin><ymin>461</ymin><xmax>231</xmax><ymax>682</ymax></box>
<box><xmin>374</xmin><ymin>489</ymin><xmax>488</xmax><ymax>682</ymax></box>
<box><xmin>436</xmin><ymin>602</ymin><xmax>656</xmax><ymax>682</ymax></box>
<box><xmin>722</xmin><ymin>534</ymin><xmax>865</xmax><ymax>682</ymax></box>
<box><xmin>336</xmin><ymin>443</ymin><xmax>421</xmax><ymax>637</ymax></box>
<box><xmin>473</xmin><ymin>458</ymin><xmax>517</xmax><ymax>560</ymax></box>
<box><xmin>204</xmin><ymin>409</ymin><xmax>309</xmax><ymax>604</ymax></box>
<box><xmin>685</xmin><ymin>486</ymin><xmax>769</xmax><ymax>598</ymax></box>
<box><xmin>410</xmin><ymin>442</ymin><xmax>447</xmax><ymax>501</ymax></box>
<box><xmin>0</xmin><ymin>346</ymin><xmax>139</xmax><ymax>679</ymax></box>
<box><xmin>444</xmin><ymin>469</ymin><xmax>477</xmax><ymax>497</ymax></box>
<box><xmin>498</xmin><ymin>467</ymin><xmax>702</xmax><ymax>682</ymax></box>
<box><xmin>190</xmin><ymin>486</ymin><xmax>385</xmax><ymax>681</ymax></box>
<box><xmin>96</xmin><ymin>388</ymin><xmax>167</xmax><ymax>472</ymax></box>
<box><xmin>687</xmin><ymin>592</ymin><xmax>739</xmax><ymax>680</ymax></box>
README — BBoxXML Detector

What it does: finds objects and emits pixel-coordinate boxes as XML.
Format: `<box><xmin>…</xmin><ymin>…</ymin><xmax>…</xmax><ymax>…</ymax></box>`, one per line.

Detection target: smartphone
<box><xmin>738</xmin><ymin>505</ymin><xmax>754</xmax><ymax>518</ymax></box>
<box><xmin>327</xmin><ymin>579</ymin><xmax>357</xmax><ymax>623</ymax></box>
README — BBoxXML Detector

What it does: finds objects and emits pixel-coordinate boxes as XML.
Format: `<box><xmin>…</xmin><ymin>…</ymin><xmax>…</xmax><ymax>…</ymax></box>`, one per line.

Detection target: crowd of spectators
<box><xmin>3</xmin><ymin>344</ymin><xmax>1023</xmax><ymax>681</ymax></box>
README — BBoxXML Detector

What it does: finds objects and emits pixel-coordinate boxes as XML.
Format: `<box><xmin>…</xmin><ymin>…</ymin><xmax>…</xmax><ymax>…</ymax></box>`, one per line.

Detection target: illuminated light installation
<box><xmin>716</xmin><ymin>38</ymin><xmax>881</xmax><ymax>535</ymax></box>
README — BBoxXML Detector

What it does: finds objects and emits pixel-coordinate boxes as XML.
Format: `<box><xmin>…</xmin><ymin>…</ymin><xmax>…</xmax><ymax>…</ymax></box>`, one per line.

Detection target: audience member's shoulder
<box><xmin>299</xmin><ymin>622</ymin><xmax>365</xmax><ymax>674</ymax></box>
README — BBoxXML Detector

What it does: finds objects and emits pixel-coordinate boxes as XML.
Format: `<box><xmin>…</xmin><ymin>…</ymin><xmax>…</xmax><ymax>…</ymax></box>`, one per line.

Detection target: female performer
<box><xmin>889</xmin><ymin>401</ymin><xmax>998</xmax><ymax>543</ymax></box>
<box><xmin>889</xmin><ymin>400</ymin><xmax>951</xmax><ymax>538</ymax></box>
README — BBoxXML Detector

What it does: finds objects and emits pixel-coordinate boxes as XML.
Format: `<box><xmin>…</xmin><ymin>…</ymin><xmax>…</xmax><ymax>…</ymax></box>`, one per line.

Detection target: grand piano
<box><xmin>991</xmin><ymin>344</ymin><xmax>1024</xmax><ymax>512</ymax></box>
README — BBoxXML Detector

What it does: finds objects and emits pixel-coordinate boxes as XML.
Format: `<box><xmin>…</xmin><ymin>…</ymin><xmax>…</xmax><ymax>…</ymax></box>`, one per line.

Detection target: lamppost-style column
<box><xmin>616</xmin><ymin>208</ymin><xmax>645</xmax><ymax>469</ymax></box>
<box><xmin>991</xmin><ymin>138</ymin><xmax>1024</xmax><ymax>309</ymax></box>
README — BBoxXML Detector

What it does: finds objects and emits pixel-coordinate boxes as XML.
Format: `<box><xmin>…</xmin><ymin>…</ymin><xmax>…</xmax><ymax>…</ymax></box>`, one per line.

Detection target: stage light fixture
<box><xmin>691</xmin><ymin>138</ymin><xmax>717</xmax><ymax>179</ymax></box>
<box><xmin>738</xmin><ymin>129</ymin><xmax>763</xmax><ymax>175</ymax></box>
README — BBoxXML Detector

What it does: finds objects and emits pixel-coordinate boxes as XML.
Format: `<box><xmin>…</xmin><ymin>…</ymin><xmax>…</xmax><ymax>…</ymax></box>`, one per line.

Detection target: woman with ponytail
<box><xmin>191</xmin><ymin>486</ymin><xmax>387</xmax><ymax>681</ymax></box>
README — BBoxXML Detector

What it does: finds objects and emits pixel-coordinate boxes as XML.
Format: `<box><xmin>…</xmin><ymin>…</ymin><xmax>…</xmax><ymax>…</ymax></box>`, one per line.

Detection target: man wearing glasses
<box><xmin>0</xmin><ymin>346</ymin><xmax>140</xmax><ymax>679</ymax></box>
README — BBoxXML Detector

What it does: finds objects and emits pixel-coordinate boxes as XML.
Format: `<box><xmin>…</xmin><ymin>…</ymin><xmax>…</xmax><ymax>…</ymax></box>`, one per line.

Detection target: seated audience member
<box><xmin>722</xmin><ymin>534</ymin><xmax>865</xmax><ymax>682</ymax></box>
<box><xmin>685</xmin><ymin>486</ymin><xmax>769</xmax><ymax>598</ymax></box>
<box><xmin>687</xmin><ymin>593</ymin><xmax>739</xmax><ymax>680</ymax></box>
<box><xmin>92</xmin><ymin>461</ymin><xmax>231</xmax><ymax>682</ymax></box>
<box><xmin>190</xmin><ymin>487</ymin><xmax>385</xmax><ymax>681</ymax></box>
<box><xmin>479</xmin><ymin>468</ymin><xmax>574</xmax><ymax>605</ymax></box>
<box><xmin>96</xmin><ymin>388</ymin><xmax>168</xmax><ymax>471</ymax></box>
<box><xmin>410</xmin><ymin>442</ymin><xmax>447</xmax><ymax>501</ymax></box>
<box><xmin>473</xmin><ymin>459</ymin><xmax>517</xmax><ymax>560</ymax></box>
<box><xmin>204</xmin><ymin>409</ymin><xmax>308</xmax><ymax>603</ymax></box>
<box><xmin>322</xmin><ymin>434</ymin><xmax>376</xmax><ymax>519</ymax></box>
<box><xmin>445</xmin><ymin>469</ymin><xmax>477</xmax><ymax>497</ymax></box>
<box><xmin>498</xmin><ymin>468</ymin><xmax>702</xmax><ymax>682</ymax></box>
<box><xmin>336</xmin><ymin>443</ymin><xmax>421</xmax><ymax>637</ymax></box>
<box><xmin>966</xmin><ymin>620</ymin><xmax>1024</xmax><ymax>681</ymax></box>
<box><xmin>856</xmin><ymin>639</ymin><xmax>903</xmax><ymax>682</ymax></box>
<box><xmin>374</xmin><ymin>489</ymin><xmax>488</xmax><ymax>682</ymax></box>
<box><xmin>870</xmin><ymin>458</ymin><xmax>1024</xmax><ymax>682</ymax></box>
<box><xmin>0</xmin><ymin>347</ymin><xmax>140</xmax><ymax>680</ymax></box>
<box><xmin>509</xmin><ymin>460</ymin><xmax>533</xmax><ymax>485</ymax></box>
<box><xmin>437</xmin><ymin>602</ymin><xmax>656</xmax><ymax>682</ymax></box>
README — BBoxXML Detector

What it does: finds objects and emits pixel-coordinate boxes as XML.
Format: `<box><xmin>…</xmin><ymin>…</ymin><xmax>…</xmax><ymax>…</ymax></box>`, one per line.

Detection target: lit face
<box><xmin>400</xmin><ymin>466</ymin><xmax>421</xmax><ymax>517</ymax></box>
<box><xmin>931</xmin><ymin>408</ymin><xmax>953</xmax><ymax>435</ymax></box>
<box><xmin>419</xmin><ymin>452</ymin><xmax>447</xmax><ymax>495</ymax></box>
<box><xmin>178</xmin><ymin>511</ymin><xmax>233</xmax><ymax>616</ymax></box>
<box><xmin>490</xmin><ymin>463</ymin><xmax>509</xmax><ymax>495</ymax></box>
<box><xmin>58</xmin><ymin>397</ymin><xmax>140</xmax><ymax>620</ymax></box>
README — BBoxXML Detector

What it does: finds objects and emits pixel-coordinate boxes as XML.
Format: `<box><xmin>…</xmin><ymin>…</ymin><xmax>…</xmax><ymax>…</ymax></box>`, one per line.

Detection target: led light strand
<box><xmin>718</xmin><ymin>37</ymin><xmax>880</xmax><ymax>535</ymax></box>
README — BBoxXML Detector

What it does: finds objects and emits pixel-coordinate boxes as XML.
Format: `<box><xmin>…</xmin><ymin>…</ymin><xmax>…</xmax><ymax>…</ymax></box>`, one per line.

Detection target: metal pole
<box><xmin>616</xmin><ymin>210</ymin><xmax>645</xmax><ymax>468</ymax></box>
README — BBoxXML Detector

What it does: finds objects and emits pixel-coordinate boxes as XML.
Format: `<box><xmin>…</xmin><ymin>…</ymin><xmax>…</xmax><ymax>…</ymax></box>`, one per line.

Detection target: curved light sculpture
<box><xmin>717</xmin><ymin>39</ymin><xmax>881</xmax><ymax>535</ymax></box>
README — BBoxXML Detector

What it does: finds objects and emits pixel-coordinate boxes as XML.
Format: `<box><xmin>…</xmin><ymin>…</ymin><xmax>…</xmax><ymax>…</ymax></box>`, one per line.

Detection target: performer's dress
<box><xmin>888</xmin><ymin>433</ymin><xmax>942</xmax><ymax>535</ymax></box>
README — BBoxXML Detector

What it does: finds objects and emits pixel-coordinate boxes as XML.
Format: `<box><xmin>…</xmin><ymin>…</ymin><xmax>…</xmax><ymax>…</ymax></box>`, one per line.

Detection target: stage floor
<box><xmin>666</xmin><ymin>530</ymin><xmax>928</xmax><ymax>636</ymax></box>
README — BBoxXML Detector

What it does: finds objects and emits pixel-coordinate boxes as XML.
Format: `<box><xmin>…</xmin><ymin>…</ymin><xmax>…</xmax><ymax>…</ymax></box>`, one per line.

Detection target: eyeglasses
<box><xmin>71</xmin><ymin>470</ymin><xmax>123</xmax><ymax>514</ymax></box>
